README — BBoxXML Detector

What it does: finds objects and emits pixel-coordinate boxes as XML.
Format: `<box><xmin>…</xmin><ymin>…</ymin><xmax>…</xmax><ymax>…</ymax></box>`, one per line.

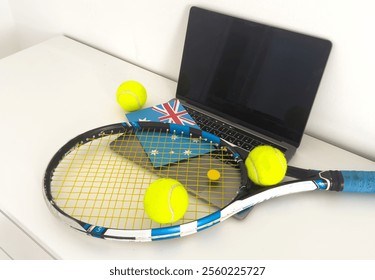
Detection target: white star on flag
<box><xmin>138</xmin><ymin>117</ymin><xmax>150</xmax><ymax>122</ymax></box>
<box><xmin>183</xmin><ymin>150</ymin><xmax>192</xmax><ymax>156</ymax></box>
<box><xmin>150</xmin><ymin>149</ymin><xmax>159</xmax><ymax>156</ymax></box>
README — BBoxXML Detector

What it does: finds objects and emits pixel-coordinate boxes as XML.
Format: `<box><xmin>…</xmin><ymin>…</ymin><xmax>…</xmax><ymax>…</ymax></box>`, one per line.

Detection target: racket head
<box><xmin>43</xmin><ymin>122</ymin><xmax>250</xmax><ymax>241</ymax></box>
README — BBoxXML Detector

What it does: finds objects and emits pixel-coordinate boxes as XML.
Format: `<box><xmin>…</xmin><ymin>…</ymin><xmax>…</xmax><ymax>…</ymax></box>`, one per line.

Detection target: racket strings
<box><xmin>138</xmin><ymin>129</ymin><xmax>241</xmax><ymax>211</ymax></box>
<box><xmin>50</xmin><ymin>128</ymin><xmax>242</xmax><ymax>230</ymax></box>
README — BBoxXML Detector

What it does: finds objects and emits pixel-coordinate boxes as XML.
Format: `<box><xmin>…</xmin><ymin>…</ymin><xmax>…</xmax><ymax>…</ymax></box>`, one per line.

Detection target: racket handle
<box><xmin>341</xmin><ymin>171</ymin><xmax>375</xmax><ymax>193</ymax></box>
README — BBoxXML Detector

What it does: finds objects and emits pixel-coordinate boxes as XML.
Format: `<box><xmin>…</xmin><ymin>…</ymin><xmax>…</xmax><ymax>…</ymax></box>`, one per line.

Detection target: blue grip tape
<box><xmin>342</xmin><ymin>171</ymin><xmax>375</xmax><ymax>193</ymax></box>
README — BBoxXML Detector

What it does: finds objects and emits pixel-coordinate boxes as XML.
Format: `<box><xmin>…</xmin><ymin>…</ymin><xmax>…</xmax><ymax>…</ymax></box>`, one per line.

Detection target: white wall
<box><xmin>0</xmin><ymin>0</ymin><xmax>19</xmax><ymax>58</ymax></box>
<box><xmin>6</xmin><ymin>0</ymin><xmax>375</xmax><ymax>161</ymax></box>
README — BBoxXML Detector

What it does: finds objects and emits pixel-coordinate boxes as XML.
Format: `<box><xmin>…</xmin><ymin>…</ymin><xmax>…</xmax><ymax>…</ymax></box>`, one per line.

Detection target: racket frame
<box><xmin>43</xmin><ymin>122</ymin><xmax>250</xmax><ymax>241</ymax></box>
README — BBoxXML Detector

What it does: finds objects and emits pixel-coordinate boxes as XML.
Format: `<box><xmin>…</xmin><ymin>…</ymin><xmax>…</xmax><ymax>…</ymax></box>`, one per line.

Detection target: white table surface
<box><xmin>1</xmin><ymin>36</ymin><xmax>374</xmax><ymax>260</ymax></box>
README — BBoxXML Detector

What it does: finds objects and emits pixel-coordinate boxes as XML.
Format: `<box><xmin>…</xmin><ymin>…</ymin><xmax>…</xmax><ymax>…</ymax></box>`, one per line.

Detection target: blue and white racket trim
<box><xmin>86</xmin><ymin>181</ymin><xmax>319</xmax><ymax>241</ymax></box>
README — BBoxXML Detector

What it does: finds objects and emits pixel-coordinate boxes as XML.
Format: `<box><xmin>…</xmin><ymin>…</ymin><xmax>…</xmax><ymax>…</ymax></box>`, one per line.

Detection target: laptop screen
<box><xmin>176</xmin><ymin>7</ymin><xmax>332</xmax><ymax>147</ymax></box>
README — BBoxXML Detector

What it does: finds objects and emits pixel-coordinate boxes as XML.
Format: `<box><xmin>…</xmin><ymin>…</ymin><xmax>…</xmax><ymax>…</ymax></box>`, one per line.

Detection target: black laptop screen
<box><xmin>176</xmin><ymin>7</ymin><xmax>332</xmax><ymax>146</ymax></box>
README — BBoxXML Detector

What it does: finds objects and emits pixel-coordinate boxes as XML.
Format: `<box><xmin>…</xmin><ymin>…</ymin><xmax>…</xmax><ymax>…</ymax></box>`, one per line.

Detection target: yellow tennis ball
<box><xmin>144</xmin><ymin>178</ymin><xmax>189</xmax><ymax>224</ymax></box>
<box><xmin>116</xmin><ymin>80</ymin><xmax>147</xmax><ymax>112</ymax></box>
<box><xmin>245</xmin><ymin>145</ymin><xmax>287</xmax><ymax>186</ymax></box>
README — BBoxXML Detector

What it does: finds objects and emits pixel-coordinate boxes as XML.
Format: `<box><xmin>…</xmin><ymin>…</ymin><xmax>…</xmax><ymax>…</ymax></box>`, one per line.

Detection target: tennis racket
<box><xmin>44</xmin><ymin>122</ymin><xmax>375</xmax><ymax>241</ymax></box>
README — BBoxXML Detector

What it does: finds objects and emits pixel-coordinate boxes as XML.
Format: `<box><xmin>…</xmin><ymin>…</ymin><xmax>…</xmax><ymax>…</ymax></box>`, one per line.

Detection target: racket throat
<box><xmin>316</xmin><ymin>171</ymin><xmax>344</xmax><ymax>191</ymax></box>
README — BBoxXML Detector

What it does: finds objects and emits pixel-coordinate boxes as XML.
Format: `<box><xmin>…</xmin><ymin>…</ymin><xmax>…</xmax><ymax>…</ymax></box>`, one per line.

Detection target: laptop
<box><xmin>176</xmin><ymin>7</ymin><xmax>332</xmax><ymax>160</ymax></box>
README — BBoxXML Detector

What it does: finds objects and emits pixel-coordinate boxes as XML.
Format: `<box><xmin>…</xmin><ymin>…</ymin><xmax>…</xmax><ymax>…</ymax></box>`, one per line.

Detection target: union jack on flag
<box><xmin>151</xmin><ymin>99</ymin><xmax>197</xmax><ymax>126</ymax></box>
<box><xmin>126</xmin><ymin>99</ymin><xmax>199</xmax><ymax>129</ymax></box>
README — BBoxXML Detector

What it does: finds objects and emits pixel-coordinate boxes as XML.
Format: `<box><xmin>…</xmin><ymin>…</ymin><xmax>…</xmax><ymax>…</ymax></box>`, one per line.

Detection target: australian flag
<box><xmin>126</xmin><ymin>99</ymin><xmax>213</xmax><ymax>167</ymax></box>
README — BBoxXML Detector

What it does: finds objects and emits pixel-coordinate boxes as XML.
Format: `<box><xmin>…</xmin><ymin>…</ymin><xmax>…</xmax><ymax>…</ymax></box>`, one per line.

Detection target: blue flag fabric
<box><xmin>135</xmin><ymin>130</ymin><xmax>213</xmax><ymax>168</ymax></box>
<box><xmin>126</xmin><ymin>99</ymin><xmax>213</xmax><ymax>167</ymax></box>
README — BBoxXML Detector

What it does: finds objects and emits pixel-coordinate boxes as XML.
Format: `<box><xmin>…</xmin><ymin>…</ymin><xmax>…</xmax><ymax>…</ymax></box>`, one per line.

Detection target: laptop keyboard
<box><xmin>185</xmin><ymin>106</ymin><xmax>269</xmax><ymax>152</ymax></box>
